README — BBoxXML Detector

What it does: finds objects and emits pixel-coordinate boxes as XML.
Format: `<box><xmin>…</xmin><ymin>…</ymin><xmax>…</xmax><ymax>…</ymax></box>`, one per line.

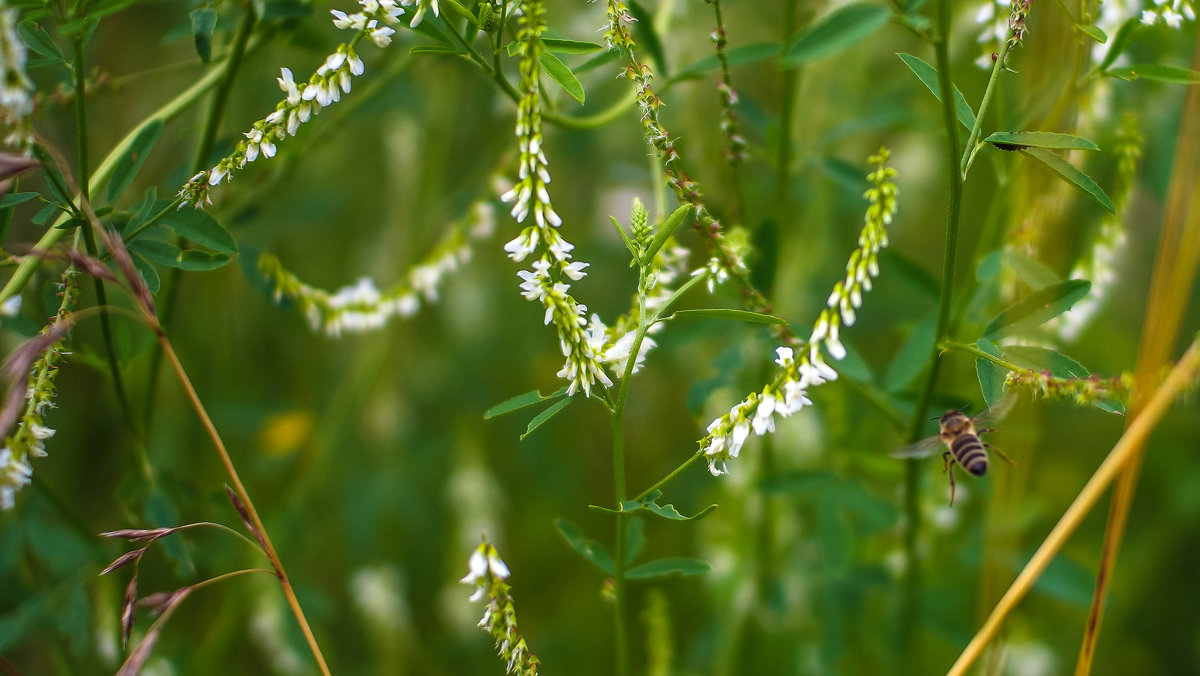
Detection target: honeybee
<box><xmin>892</xmin><ymin>397</ymin><xmax>1017</xmax><ymax>506</ymax></box>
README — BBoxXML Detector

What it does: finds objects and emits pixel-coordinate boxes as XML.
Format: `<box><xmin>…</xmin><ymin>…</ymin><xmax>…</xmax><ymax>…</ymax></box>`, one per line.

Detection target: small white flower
<box><xmin>752</xmin><ymin>392</ymin><xmax>776</xmax><ymax>436</ymax></box>
<box><xmin>0</xmin><ymin>295</ymin><xmax>20</xmax><ymax>318</ymax></box>
<box><xmin>774</xmin><ymin>346</ymin><xmax>794</xmax><ymax>367</ymax></box>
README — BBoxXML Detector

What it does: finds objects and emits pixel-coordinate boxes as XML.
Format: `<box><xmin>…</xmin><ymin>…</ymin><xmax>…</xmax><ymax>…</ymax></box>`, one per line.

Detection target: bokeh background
<box><xmin>1</xmin><ymin>1</ymin><xmax>1198</xmax><ymax>674</ymax></box>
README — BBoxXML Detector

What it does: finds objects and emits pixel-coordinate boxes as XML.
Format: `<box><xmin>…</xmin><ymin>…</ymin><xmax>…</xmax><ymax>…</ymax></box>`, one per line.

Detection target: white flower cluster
<box><xmin>701</xmin><ymin>149</ymin><xmax>898</xmax><ymax>477</ymax></box>
<box><xmin>261</xmin><ymin>201</ymin><xmax>494</xmax><ymax>336</ymax></box>
<box><xmin>501</xmin><ymin>0</ymin><xmax>560</xmax><ymax>233</ymax></box>
<box><xmin>701</xmin><ymin>346</ymin><xmax>837</xmax><ymax>476</ymax></box>
<box><xmin>514</xmin><ymin>251</ymin><xmax>613</xmax><ymax>396</ymax></box>
<box><xmin>693</xmin><ymin>256</ymin><xmax>730</xmax><ymax>294</ymax></box>
<box><xmin>179</xmin><ymin>0</ymin><xmax>403</xmax><ymax>207</ymax></box>
<box><xmin>461</xmin><ymin>539</ymin><xmax>541</xmax><ymax>676</ymax></box>
<box><xmin>0</xmin><ymin>8</ymin><xmax>34</xmax><ymax>149</ymax></box>
<box><xmin>809</xmin><ymin>148</ymin><xmax>897</xmax><ymax>362</ymax></box>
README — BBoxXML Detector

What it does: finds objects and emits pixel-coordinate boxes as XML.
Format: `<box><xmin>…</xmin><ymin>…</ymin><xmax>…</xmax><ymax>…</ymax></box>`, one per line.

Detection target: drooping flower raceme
<box><xmin>700</xmin><ymin>346</ymin><xmax>838</xmax><ymax>476</ymax></box>
<box><xmin>1</xmin><ymin>270</ymin><xmax>76</xmax><ymax>510</ymax></box>
<box><xmin>806</xmin><ymin>148</ymin><xmax>897</xmax><ymax>364</ymax></box>
<box><xmin>179</xmin><ymin>0</ymin><xmax>403</xmax><ymax>207</ymax></box>
<box><xmin>701</xmin><ymin>149</ymin><xmax>898</xmax><ymax>476</ymax></box>
<box><xmin>461</xmin><ymin>538</ymin><xmax>541</xmax><ymax>676</ymax></box>
<box><xmin>260</xmin><ymin>200</ymin><xmax>494</xmax><ymax>336</ymax></box>
<box><xmin>502</xmin><ymin>0</ymin><xmax>619</xmax><ymax>397</ymax></box>
<box><xmin>0</xmin><ymin>7</ymin><xmax>33</xmax><ymax>150</ymax></box>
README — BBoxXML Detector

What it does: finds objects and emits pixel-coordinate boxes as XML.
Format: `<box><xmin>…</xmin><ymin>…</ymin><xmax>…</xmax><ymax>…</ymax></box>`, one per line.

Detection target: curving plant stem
<box><xmin>158</xmin><ymin>338</ymin><xmax>332</xmax><ymax>675</ymax></box>
<box><xmin>37</xmin><ymin>134</ymin><xmax>333</xmax><ymax>676</ymax></box>
<box><xmin>947</xmin><ymin>337</ymin><xmax>1200</xmax><ymax>676</ymax></box>
<box><xmin>1075</xmin><ymin>35</ymin><xmax>1200</xmax><ymax>676</ymax></box>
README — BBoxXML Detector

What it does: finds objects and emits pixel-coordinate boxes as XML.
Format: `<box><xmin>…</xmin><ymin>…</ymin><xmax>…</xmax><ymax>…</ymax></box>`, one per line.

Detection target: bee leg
<box><xmin>985</xmin><ymin>442</ymin><xmax>1018</xmax><ymax>466</ymax></box>
<box><xmin>942</xmin><ymin>451</ymin><xmax>957</xmax><ymax>506</ymax></box>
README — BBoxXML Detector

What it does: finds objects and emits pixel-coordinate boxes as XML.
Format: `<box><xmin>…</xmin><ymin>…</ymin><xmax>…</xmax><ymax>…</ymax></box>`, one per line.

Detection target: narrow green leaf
<box><xmin>626</xmin><ymin>557</ymin><xmax>710</xmax><ymax>580</ymax></box>
<box><xmin>674</xmin><ymin>42</ymin><xmax>780</xmax><ymax>79</ymax></box>
<box><xmin>897</xmin><ymin>53</ymin><xmax>976</xmax><ymax>130</ymax></box>
<box><xmin>1098</xmin><ymin>17</ymin><xmax>1141</xmax><ymax>72</ymax></box>
<box><xmin>1004</xmin><ymin>251</ymin><xmax>1061</xmax><ymax>291</ymax></box>
<box><xmin>642</xmin><ymin>203</ymin><xmax>692</xmax><ymax>263</ymax></box>
<box><xmin>642</xmin><ymin>491</ymin><xmax>717</xmax><ymax>521</ymax></box>
<box><xmin>521</xmin><ymin>397</ymin><xmax>574</xmax><ymax>439</ymax></box>
<box><xmin>105</xmin><ymin>121</ymin><xmax>163</xmax><ymax>204</ymax></box>
<box><xmin>540</xmin><ymin>52</ymin><xmax>584</xmax><ymax>104</ymax></box>
<box><xmin>128</xmin><ymin>240</ymin><xmax>229</xmax><ymax>271</ymax></box>
<box><xmin>784</xmin><ymin>3</ymin><xmax>891</xmax><ymax>66</ymax></box>
<box><xmin>130</xmin><ymin>252</ymin><xmax>161</xmax><ymax>295</ymax></box>
<box><xmin>1020</xmin><ymin>147</ymin><xmax>1115</xmax><ymax>213</ymax></box>
<box><xmin>1105</xmin><ymin>64</ymin><xmax>1200</xmax><ymax>84</ymax></box>
<box><xmin>975</xmin><ymin>338</ymin><xmax>1007</xmax><ymax>408</ymax></box>
<box><xmin>661</xmin><ymin>308</ymin><xmax>788</xmax><ymax>325</ymax></box>
<box><xmin>983</xmin><ymin>279</ymin><xmax>1092</xmax><ymax>338</ymax></box>
<box><xmin>545</xmin><ymin>38</ymin><xmax>603</xmax><ymax>54</ymax></box>
<box><xmin>509</xmin><ymin>38</ymin><xmax>603</xmax><ymax>56</ymax></box>
<box><xmin>175</xmin><ymin>250</ymin><xmax>231</xmax><ymax>271</ymax></box>
<box><xmin>190</xmin><ymin>8</ymin><xmax>217</xmax><ymax>63</ymax></box>
<box><xmin>160</xmin><ymin>208</ymin><xmax>237</xmax><ymax>253</ymax></box>
<box><xmin>484</xmin><ymin>386</ymin><xmax>568</xmax><ymax>419</ymax></box>
<box><xmin>1075</xmin><ymin>24</ymin><xmax>1106</xmax><ymax>43</ymax></box>
<box><xmin>883</xmin><ymin>310</ymin><xmax>936</xmax><ymax>392</ymax></box>
<box><xmin>625</xmin><ymin>518</ymin><xmax>644</xmax><ymax>565</ymax></box>
<box><xmin>0</xmin><ymin>192</ymin><xmax>39</xmax><ymax>210</ymax></box>
<box><xmin>1001</xmin><ymin>345</ymin><xmax>1090</xmax><ymax>378</ymax></box>
<box><xmin>439</xmin><ymin>0</ymin><xmax>479</xmax><ymax>25</ymax></box>
<box><xmin>985</xmin><ymin>131</ymin><xmax>1099</xmax><ymax>151</ymax></box>
<box><xmin>410</xmin><ymin>45</ymin><xmax>463</xmax><ymax>55</ymax></box>
<box><xmin>17</xmin><ymin>20</ymin><xmax>65</xmax><ymax>64</ymax></box>
<box><xmin>590</xmin><ymin>491</ymin><xmax>717</xmax><ymax>521</ymax></box>
<box><xmin>555</xmin><ymin>519</ymin><xmax>615</xmax><ymax>575</ymax></box>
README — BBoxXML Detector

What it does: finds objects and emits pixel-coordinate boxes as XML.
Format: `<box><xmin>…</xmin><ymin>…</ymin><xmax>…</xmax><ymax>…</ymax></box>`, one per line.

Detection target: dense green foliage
<box><xmin>0</xmin><ymin>1</ymin><xmax>1197</xmax><ymax>674</ymax></box>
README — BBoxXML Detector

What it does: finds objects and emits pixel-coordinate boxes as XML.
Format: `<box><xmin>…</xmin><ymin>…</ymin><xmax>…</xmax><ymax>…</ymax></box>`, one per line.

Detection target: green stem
<box><xmin>902</xmin><ymin>0</ymin><xmax>965</xmax><ymax>664</ymax></box>
<box><xmin>609</xmin><ymin>267</ymin><xmax>710</xmax><ymax>676</ymax></box>
<box><xmin>71</xmin><ymin>37</ymin><xmax>136</xmax><ymax>434</ymax></box>
<box><xmin>960</xmin><ymin>28</ymin><xmax>1014</xmax><ymax>176</ymax></box>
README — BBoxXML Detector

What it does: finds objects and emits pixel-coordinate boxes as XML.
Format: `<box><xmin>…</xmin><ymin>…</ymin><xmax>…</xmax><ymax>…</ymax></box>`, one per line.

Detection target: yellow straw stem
<box><xmin>947</xmin><ymin>337</ymin><xmax>1200</xmax><ymax>676</ymax></box>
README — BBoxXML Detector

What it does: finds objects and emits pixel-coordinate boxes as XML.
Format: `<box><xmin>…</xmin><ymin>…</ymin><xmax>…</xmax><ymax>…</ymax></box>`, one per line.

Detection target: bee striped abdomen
<box><xmin>951</xmin><ymin>435</ymin><xmax>988</xmax><ymax>476</ymax></box>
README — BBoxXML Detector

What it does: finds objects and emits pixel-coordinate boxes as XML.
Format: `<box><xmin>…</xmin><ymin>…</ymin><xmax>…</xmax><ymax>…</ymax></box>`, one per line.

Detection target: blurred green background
<box><xmin>1</xmin><ymin>1</ymin><xmax>1198</xmax><ymax>674</ymax></box>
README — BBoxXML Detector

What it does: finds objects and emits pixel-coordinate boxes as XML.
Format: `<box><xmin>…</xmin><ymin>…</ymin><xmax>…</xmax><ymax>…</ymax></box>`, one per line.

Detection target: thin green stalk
<box><xmin>609</xmin><ymin>267</ymin><xmax>709</xmax><ymax>676</ymax></box>
<box><xmin>901</xmin><ymin>0</ymin><xmax>964</xmax><ymax>662</ymax></box>
<box><xmin>960</xmin><ymin>37</ymin><xmax>1013</xmax><ymax>176</ymax></box>
<box><xmin>71</xmin><ymin>37</ymin><xmax>136</xmax><ymax>434</ymax></box>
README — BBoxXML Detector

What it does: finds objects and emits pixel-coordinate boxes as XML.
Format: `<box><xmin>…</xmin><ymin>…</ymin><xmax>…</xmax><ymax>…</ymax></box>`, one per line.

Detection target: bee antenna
<box><xmin>927</xmin><ymin>414</ymin><xmax>940</xmax><ymax>421</ymax></box>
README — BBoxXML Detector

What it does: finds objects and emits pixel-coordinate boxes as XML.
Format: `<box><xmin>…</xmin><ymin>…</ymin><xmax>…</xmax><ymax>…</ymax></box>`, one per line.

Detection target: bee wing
<box><xmin>973</xmin><ymin>393</ymin><xmax>1017</xmax><ymax>429</ymax></box>
<box><xmin>890</xmin><ymin>435</ymin><xmax>943</xmax><ymax>460</ymax></box>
